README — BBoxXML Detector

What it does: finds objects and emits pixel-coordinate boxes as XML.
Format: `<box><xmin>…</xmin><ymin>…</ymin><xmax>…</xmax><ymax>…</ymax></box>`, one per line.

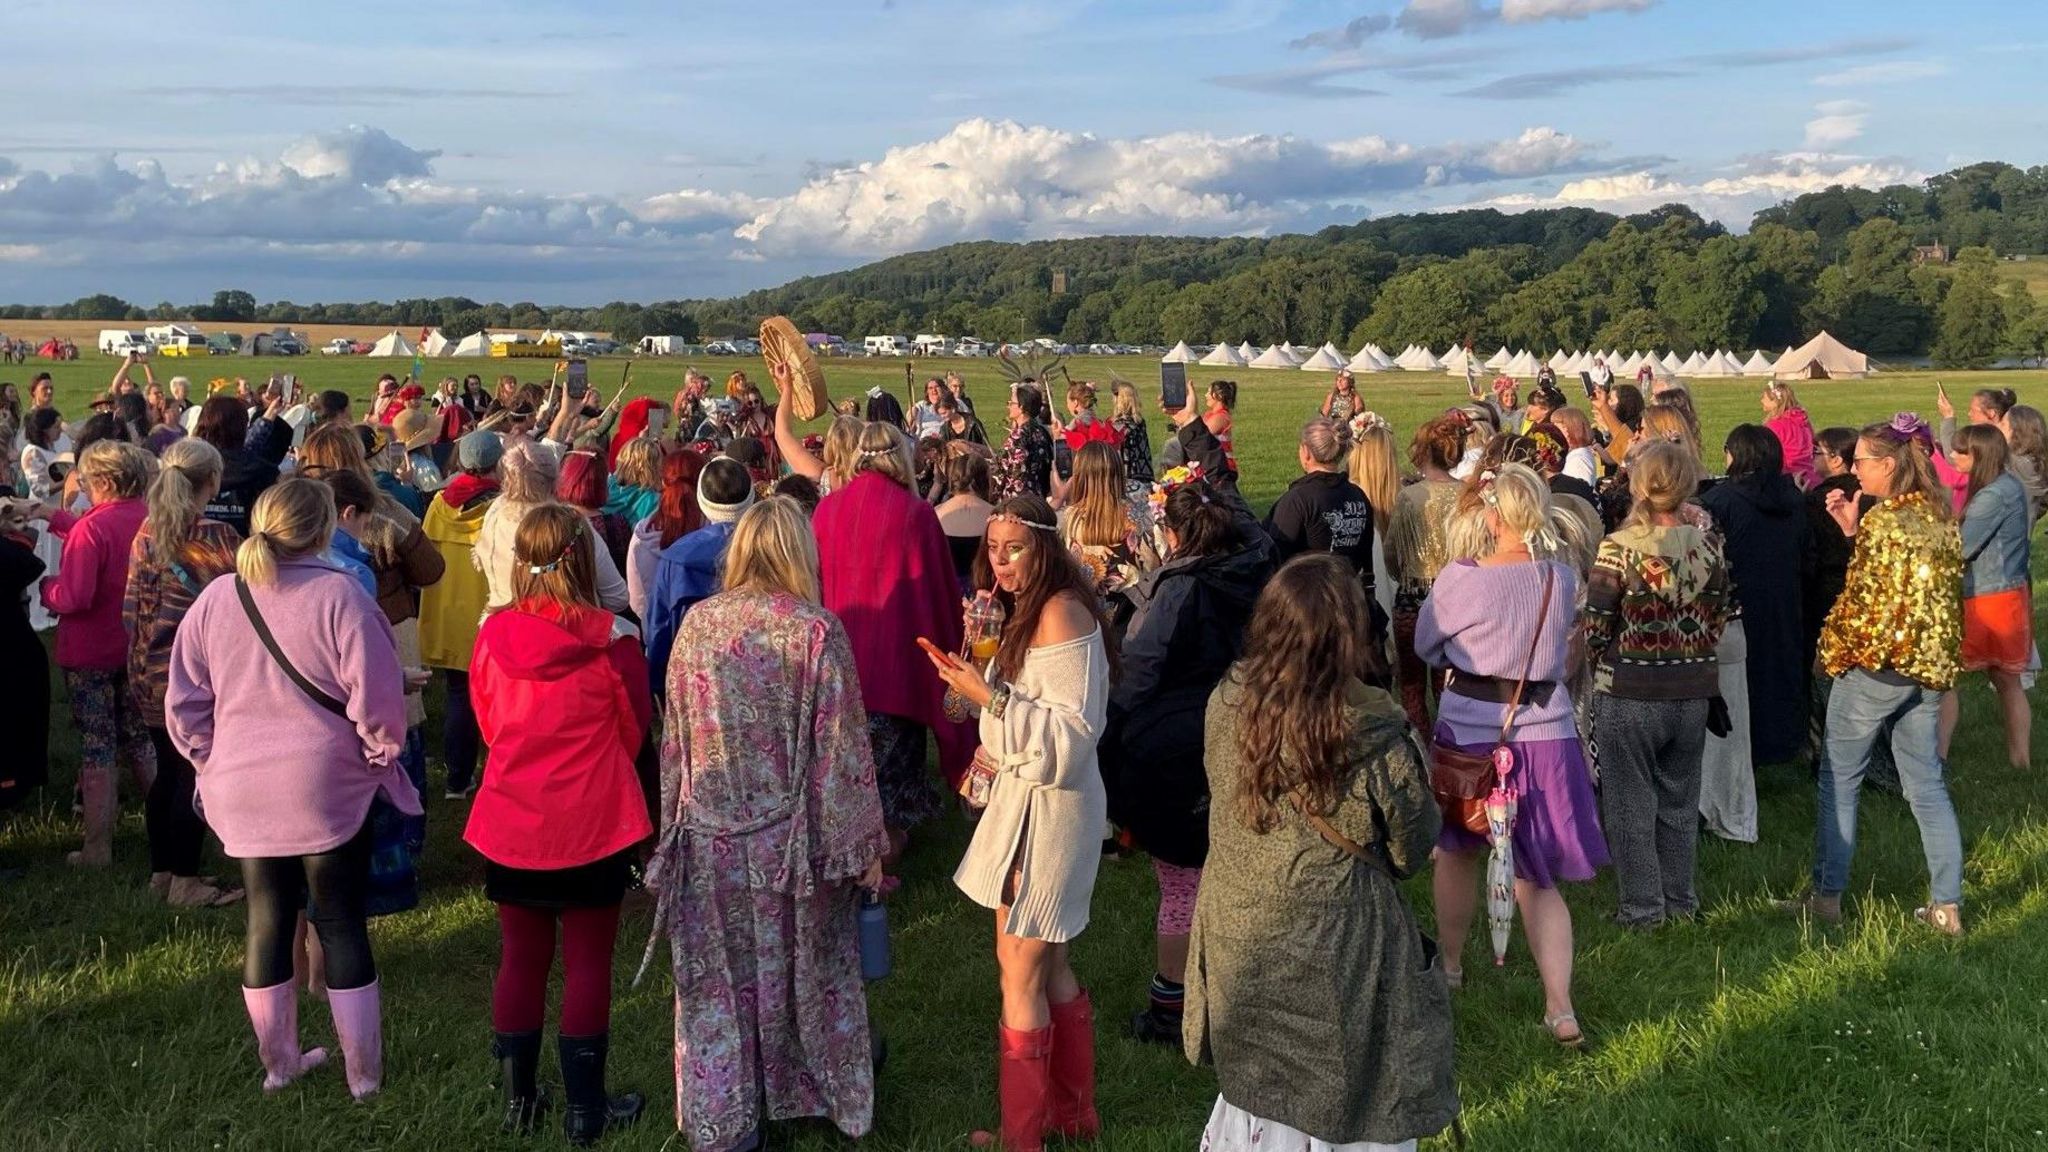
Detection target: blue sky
<box><xmin>1</xmin><ymin>0</ymin><xmax>2039</xmax><ymax>305</ymax></box>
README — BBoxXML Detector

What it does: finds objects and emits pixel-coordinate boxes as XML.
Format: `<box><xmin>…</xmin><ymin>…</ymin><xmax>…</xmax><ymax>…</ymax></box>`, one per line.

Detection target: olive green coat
<box><xmin>1184</xmin><ymin>674</ymin><xmax>1459</xmax><ymax>1145</ymax></box>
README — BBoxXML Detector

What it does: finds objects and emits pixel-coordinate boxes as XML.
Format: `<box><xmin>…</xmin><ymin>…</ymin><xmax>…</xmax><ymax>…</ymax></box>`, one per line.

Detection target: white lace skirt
<box><xmin>1200</xmin><ymin>1097</ymin><xmax>1416</xmax><ymax>1152</ymax></box>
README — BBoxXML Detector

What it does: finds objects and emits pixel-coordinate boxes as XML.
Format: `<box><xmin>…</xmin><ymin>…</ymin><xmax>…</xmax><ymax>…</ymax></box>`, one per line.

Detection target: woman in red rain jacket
<box><xmin>465</xmin><ymin>502</ymin><xmax>653</xmax><ymax>1144</ymax></box>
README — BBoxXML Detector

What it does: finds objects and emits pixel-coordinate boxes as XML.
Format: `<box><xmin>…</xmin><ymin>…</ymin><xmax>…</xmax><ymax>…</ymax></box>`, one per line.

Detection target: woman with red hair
<box><xmin>626</xmin><ymin>448</ymin><xmax>706</xmax><ymax>623</ymax></box>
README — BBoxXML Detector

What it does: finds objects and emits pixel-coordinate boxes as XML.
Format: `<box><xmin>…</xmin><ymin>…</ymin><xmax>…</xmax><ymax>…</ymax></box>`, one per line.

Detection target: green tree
<box><xmin>1655</xmin><ymin>235</ymin><xmax>1766</xmax><ymax>351</ymax></box>
<box><xmin>1059</xmin><ymin>291</ymin><xmax>1116</xmax><ymax>345</ymax></box>
<box><xmin>442</xmin><ymin>308</ymin><xmax>492</xmax><ymax>340</ymax></box>
<box><xmin>1109</xmin><ymin>282</ymin><xmax>1178</xmax><ymax>346</ymax></box>
<box><xmin>1159</xmin><ymin>282</ymin><xmax>1225</xmax><ymax>344</ymax></box>
<box><xmin>211</xmin><ymin>289</ymin><xmax>257</xmax><ymax>322</ymax></box>
<box><xmin>972</xmin><ymin>307</ymin><xmax>1028</xmax><ymax>346</ymax></box>
<box><xmin>1932</xmin><ymin>247</ymin><xmax>2006</xmax><ymax>368</ymax></box>
<box><xmin>639</xmin><ymin>304</ymin><xmax>698</xmax><ymax>343</ymax></box>
<box><xmin>1595</xmin><ymin>307</ymin><xmax>1678</xmax><ymax>352</ymax></box>
<box><xmin>1744</xmin><ymin>223</ymin><xmax>1822</xmax><ymax>348</ymax></box>
<box><xmin>1808</xmin><ymin>218</ymin><xmax>1931</xmax><ymax>354</ymax></box>
<box><xmin>2000</xmin><ymin>278</ymin><xmax>2040</xmax><ymax>363</ymax></box>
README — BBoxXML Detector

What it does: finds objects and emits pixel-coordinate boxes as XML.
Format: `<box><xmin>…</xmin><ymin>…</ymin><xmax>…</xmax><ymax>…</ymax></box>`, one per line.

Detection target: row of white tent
<box><xmin>363</xmin><ymin>328</ymin><xmax>499</xmax><ymax>358</ymax></box>
<box><xmin>1160</xmin><ymin>339</ymin><xmax>1837</xmax><ymax>379</ymax></box>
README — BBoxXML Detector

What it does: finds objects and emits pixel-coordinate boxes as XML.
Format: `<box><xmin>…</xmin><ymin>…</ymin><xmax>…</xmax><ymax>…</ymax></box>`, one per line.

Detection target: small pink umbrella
<box><xmin>1485</xmin><ymin>746</ymin><xmax>1520</xmax><ymax>966</ymax></box>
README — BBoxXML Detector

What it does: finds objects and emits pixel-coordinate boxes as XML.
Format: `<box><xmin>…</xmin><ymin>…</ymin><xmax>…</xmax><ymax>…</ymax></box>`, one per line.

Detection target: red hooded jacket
<box><xmin>465</xmin><ymin>599</ymin><xmax>653</xmax><ymax>870</ymax></box>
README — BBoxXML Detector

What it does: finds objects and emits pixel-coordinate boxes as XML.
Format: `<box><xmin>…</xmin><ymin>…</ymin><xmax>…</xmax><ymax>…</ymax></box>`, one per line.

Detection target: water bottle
<box><xmin>858</xmin><ymin>892</ymin><xmax>892</xmax><ymax>982</ymax></box>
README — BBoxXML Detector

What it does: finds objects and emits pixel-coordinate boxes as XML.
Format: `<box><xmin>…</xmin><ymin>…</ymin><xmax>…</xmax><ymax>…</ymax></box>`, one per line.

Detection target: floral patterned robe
<box><xmin>647</xmin><ymin>589</ymin><xmax>889</xmax><ymax>1152</ymax></box>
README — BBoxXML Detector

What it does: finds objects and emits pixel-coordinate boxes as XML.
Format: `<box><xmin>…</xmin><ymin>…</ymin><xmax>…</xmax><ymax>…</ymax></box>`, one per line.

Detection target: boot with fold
<box><xmin>241</xmin><ymin>980</ymin><xmax>328</xmax><ymax>1092</ymax></box>
<box><xmin>982</xmin><ymin>1024</ymin><xmax>1052</xmax><ymax>1152</ymax></box>
<box><xmin>494</xmin><ymin>1030</ymin><xmax>548</xmax><ymax>1134</ymax></box>
<box><xmin>326</xmin><ymin>979</ymin><xmax>385</xmax><ymax>1100</ymax></box>
<box><xmin>1047</xmin><ymin>991</ymin><xmax>1100</xmax><ymax>1140</ymax></box>
<box><xmin>559</xmin><ymin>1032</ymin><xmax>644</xmax><ymax>1146</ymax></box>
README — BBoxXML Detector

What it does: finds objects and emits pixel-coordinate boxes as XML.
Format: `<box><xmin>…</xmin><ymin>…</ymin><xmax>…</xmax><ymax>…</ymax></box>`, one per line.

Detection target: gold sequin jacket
<box><xmin>1817</xmin><ymin>491</ymin><xmax>1963</xmax><ymax>690</ymax></box>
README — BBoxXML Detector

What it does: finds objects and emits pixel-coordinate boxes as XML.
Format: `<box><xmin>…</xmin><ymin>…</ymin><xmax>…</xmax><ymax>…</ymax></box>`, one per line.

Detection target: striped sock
<box><xmin>1148</xmin><ymin>974</ymin><xmax>1184</xmax><ymax>1016</ymax></box>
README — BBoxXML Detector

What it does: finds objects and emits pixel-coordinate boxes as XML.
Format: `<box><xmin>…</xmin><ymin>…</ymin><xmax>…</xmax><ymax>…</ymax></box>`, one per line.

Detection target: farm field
<box><xmin>3</xmin><ymin>356</ymin><xmax>2046</xmax><ymax>1150</ymax></box>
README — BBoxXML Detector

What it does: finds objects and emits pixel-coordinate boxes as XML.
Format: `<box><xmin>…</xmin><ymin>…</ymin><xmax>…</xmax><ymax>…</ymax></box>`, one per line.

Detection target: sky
<box><xmin>2</xmin><ymin>0</ymin><xmax>2040</xmax><ymax>306</ymax></box>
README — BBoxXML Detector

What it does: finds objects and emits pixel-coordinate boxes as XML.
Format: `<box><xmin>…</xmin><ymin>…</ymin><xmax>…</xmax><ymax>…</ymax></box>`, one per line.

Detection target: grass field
<box><xmin>3</xmin><ymin>356</ymin><xmax>2047</xmax><ymax>1150</ymax></box>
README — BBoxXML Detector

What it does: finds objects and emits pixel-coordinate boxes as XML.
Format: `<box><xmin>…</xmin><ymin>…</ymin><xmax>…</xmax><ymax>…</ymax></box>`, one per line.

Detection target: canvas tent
<box><xmin>1161</xmin><ymin>341</ymin><xmax>1198</xmax><ymax>364</ymax></box>
<box><xmin>1505</xmin><ymin>350</ymin><xmax>1540</xmax><ymax>377</ymax></box>
<box><xmin>1679</xmin><ymin>350</ymin><xmax>1708</xmax><ymax>373</ymax></box>
<box><xmin>1346</xmin><ymin>345</ymin><xmax>1385</xmax><ymax>373</ymax></box>
<box><xmin>1236</xmin><ymin>341</ymin><xmax>1258</xmax><ymax>362</ymax></box>
<box><xmin>1483</xmin><ymin>346</ymin><xmax>1512</xmax><ymax>370</ymax></box>
<box><xmin>420</xmin><ymin>328</ymin><xmax>454</xmax><ymax>357</ymax></box>
<box><xmin>1440</xmin><ymin>345</ymin><xmax>1474</xmax><ymax>376</ymax></box>
<box><xmin>1200</xmin><ymin>341</ymin><xmax>1247</xmax><ymax>367</ymax></box>
<box><xmin>1401</xmin><ymin>345</ymin><xmax>1443</xmax><ymax>371</ymax></box>
<box><xmin>1693</xmin><ymin>350</ymin><xmax>1734</xmax><ymax>377</ymax></box>
<box><xmin>1774</xmin><ymin>331</ymin><xmax>1870</xmax><ymax>380</ymax></box>
<box><xmin>1659</xmin><ymin>351</ymin><xmax>1685</xmax><ymax>375</ymax></box>
<box><xmin>1250</xmin><ymin>344</ymin><xmax>1295</xmax><ymax>369</ymax></box>
<box><xmin>1299</xmin><ymin>343</ymin><xmax>1348</xmax><ymax>371</ymax></box>
<box><xmin>451</xmin><ymin>331</ymin><xmax>494</xmax><ymax>357</ymax></box>
<box><xmin>1740</xmin><ymin>349</ymin><xmax>1775</xmax><ymax>375</ymax></box>
<box><xmin>367</xmin><ymin>330</ymin><xmax>416</xmax><ymax>358</ymax></box>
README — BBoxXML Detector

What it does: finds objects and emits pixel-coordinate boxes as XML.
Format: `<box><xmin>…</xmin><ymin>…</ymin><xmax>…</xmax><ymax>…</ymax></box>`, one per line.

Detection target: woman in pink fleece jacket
<box><xmin>1761</xmin><ymin>382</ymin><xmax>1819</xmax><ymax>490</ymax></box>
<box><xmin>41</xmin><ymin>440</ymin><xmax>154</xmax><ymax>868</ymax></box>
<box><xmin>168</xmin><ymin>478</ymin><xmax>420</xmax><ymax>1101</ymax></box>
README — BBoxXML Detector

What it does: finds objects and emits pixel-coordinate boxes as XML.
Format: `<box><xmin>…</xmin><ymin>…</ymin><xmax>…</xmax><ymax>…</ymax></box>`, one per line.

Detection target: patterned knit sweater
<box><xmin>1583</xmin><ymin>522</ymin><xmax>1732</xmax><ymax>699</ymax></box>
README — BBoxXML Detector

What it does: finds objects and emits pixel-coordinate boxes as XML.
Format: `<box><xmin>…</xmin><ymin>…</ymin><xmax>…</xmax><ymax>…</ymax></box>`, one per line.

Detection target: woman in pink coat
<box><xmin>1762</xmin><ymin>382</ymin><xmax>1818</xmax><ymax>489</ymax></box>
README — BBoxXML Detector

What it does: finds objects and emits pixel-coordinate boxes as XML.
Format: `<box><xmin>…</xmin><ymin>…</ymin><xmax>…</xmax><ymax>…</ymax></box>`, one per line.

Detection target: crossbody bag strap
<box><xmin>1496</xmin><ymin>565</ymin><xmax>1555</xmax><ymax>746</ymax></box>
<box><xmin>1290</xmin><ymin>792</ymin><xmax>1392</xmax><ymax>881</ymax></box>
<box><xmin>235</xmin><ymin>577</ymin><xmax>349</xmax><ymax>719</ymax></box>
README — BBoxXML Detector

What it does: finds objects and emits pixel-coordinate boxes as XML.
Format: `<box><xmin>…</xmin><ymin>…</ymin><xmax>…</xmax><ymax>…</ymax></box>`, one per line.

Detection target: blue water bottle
<box><xmin>858</xmin><ymin>892</ymin><xmax>892</xmax><ymax>982</ymax></box>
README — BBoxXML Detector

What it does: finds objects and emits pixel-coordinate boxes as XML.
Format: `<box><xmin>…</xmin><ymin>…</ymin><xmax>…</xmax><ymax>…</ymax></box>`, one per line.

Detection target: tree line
<box><xmin>4</xmin><ymin>163</ymin><xmax>2043</xmax><ymax>367</ymax></box>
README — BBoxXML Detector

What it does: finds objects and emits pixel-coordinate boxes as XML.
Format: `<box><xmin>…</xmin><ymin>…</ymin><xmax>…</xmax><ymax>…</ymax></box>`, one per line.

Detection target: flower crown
<box><xmin>526</xmin><ymin>517</ymin><xmax>585</xmax><ymax>575</ymax></box>
<box><xmin>1147</xmin><ymin>461</ymin><xmax>1210</xmax><ymax>513</ymax></box>
<box><xmin>990</xmin><ymin>510</ymin><xmax>1057</xmax><ymax>532</ymax></box>
<box><xmin>1348</xmin><ymin>410</ymin><xmax>1390</xmax><ymax>440</ymax></box>
<box><xmin>1880</xmin><ymin>411</ymin><xmax>1932</xmax><ymax>450</ymax></box>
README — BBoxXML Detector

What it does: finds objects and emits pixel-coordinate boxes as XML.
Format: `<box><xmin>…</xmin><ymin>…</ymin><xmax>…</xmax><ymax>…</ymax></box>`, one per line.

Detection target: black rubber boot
<box><xmin>1129</xmin><ymin>1006</ymin><xmax>1183</xmax><ymax>1046</ymax></box>
<box><xmin>560</xmin><ymin>1032</ymin><xmax>644</xmax><ymax>1146</ymax></box>
<box><xmin>494</xmin><ymin>1030</ymin><xmax>547</xmax><ymax>1134</ymax></box>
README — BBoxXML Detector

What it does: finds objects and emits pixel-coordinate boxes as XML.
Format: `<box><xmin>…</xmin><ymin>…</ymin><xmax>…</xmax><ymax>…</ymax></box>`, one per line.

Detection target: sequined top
<box><xmin>1817</xmin><ymin>491</ymin><xmax>1963</xmax><ymax>690</ymax></box>
<box><xmin>1385</xmin><ymin>479</ymin><xmax>1463</xmax><ymax>608</ymax></box>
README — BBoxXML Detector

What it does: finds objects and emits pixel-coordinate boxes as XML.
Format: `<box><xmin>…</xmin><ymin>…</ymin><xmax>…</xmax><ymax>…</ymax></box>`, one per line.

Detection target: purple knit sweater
<box><xmin>1414</xmin><ymin>558</ymin><xmax>1580</xmax><ymax>745</ymax></box>
<box><xmin>167</xmin><ymin>555</ymin><xmax>419</xmax><ymax>857</ymax></box>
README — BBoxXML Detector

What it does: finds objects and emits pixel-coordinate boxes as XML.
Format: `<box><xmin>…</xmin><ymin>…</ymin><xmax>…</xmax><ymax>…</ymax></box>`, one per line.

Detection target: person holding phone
<box><xmin>926</xmin><ymin>495</ymin><xmax>1111</xmax><ymax>1152</ymax></box>
<box><xmin>650</xmin><ymin>496</ymin><xmax>888</xmax><ymax>1152</ymax></box>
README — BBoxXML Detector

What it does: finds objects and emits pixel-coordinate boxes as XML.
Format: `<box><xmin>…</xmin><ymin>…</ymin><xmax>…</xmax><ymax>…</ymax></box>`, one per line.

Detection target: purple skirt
<box><xmin>1433</xmin><ymin>728</ymin><xmax>1609</xmax><ymax>889</ymax></box>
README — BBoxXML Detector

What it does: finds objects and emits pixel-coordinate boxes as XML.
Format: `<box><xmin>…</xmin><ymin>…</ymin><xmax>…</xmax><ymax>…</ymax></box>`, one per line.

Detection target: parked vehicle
<box><xmin>864</xmin><ymin>334</ymin><xmax>909</xmax><ymax>356</ymax></box>
<box><xmin>98</xmin><ymin>329</ymin><xmax>151</xmax><ymax>356</ymax></box>
<box><xmin>207</xmin><ymin>333</ymin><xmax>242</xmax><ymax>355</ymax></box>
<box><xmin>321</xmin><ymin>338</ymin><xmax>360</xmax><ymax>356</ymax></box>
<box><xmin>703</xmin><ymin>340</ymin><xmax>740</xmax><ymax>355</ymax></box>
<box><xmin>265</xmin><ymin>328</ymin><xmax>307</xmax><ymax>355</ymax></box>
<box><xmin>953</xmin><ymin>337</ymin><xmax>988</xmax><ymax>357</ymax></box>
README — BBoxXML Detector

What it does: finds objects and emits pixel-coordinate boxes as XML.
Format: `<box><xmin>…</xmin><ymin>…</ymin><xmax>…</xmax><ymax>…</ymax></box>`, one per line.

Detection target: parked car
<box><xmin>207</xmin><ymin>333</ymin><xmax>242</xmax><ymax>355</ymax></box>
<box><xmin>98</xmin><ymin>329</ymin><xmax>151</xmax><ymax>356</ymax></box>
<box><xmin>703</xmin><ymin>340</ymin><xmax>740</xmax><ymax>355</ymax></box>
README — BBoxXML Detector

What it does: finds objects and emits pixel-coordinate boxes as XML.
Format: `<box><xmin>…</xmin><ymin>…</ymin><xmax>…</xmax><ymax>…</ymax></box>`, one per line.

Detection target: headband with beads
<box><xmin>990</xmin><ymin>510</ymin><xmax>1057</xmax><ymax>532</ymax></box>
<box><xmin>526</xmin><ymin>517</ymin><xmax>585</xmax><ymax>575</ymax></box>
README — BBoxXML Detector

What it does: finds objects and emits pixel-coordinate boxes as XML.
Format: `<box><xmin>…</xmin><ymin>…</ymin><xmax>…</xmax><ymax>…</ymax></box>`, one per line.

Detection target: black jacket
<box><xmin>1263</xmin><ymin>470</ymin><xmax>1379</xmax><ymax>628</ymax></box>
<box><xmin>1699</xmin><ymin>471</ymin><xmax>1814</xmax><ymax>765</ymax></box>
<box><xmin>1103</xmin><ymin>517</ymin><xmax>1274</xmax><ymax>867</ymax></box>
<box><xmin>205</xmin><ymin>446</ymin><xmax>280</xmax><ymax>538</ymax></box>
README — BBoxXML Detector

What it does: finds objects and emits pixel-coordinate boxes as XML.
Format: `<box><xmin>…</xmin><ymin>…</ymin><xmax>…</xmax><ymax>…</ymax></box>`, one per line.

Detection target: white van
<box><xmin>912</xmin><ymin>333</ymin><xmax>952</xmax><ymax>355</ymax></box>
<box><xmin>144</xmin><ymin>323</ymin><xmax>204</xmax><ymax>346</ymax></box>
<box><xmin>98</xmin><ymin>329</ymin><xmax>150</xmax><ymax>356</ymax></box>
<box><xmin>864</xmin><ymin>334</ymin><xmax>909</xmax><ymax>356</ymax></box>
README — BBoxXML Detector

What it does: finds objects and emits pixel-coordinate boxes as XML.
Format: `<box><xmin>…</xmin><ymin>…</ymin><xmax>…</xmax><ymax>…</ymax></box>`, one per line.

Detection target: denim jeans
<box><xmin>441</xmin><ymin>668</ymin><xmax>481</xmax><ymax>794</ymax></box>
<box><xmin>1813</xmin><ymin>669</ymin><xmax>1963</xmax><ymax>905</ymax></box>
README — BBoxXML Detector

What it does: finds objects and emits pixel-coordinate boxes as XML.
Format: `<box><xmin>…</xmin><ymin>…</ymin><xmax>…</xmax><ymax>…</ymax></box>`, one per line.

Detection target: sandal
<box><xmin>1913</xmin><ymin>903</ymin><xmax>1963</xmax><ymax>937</ymax></box>
<box><xmin>1544</xmin><ymin>1012</ymin><xmax>1585</xmax><ymax>1049</ymax></box>
<box><xmin>167</xmin><ymin>877</ymin><xmax>246</xmax><ymax>908</ymax></box>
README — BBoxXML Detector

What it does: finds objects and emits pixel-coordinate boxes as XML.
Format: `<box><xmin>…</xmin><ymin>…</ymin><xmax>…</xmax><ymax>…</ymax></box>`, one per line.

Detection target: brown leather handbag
<box><xmin>1429</xmin><ymin>566</ymin><xmax>1553</xmax><ymax>836</ymax></box>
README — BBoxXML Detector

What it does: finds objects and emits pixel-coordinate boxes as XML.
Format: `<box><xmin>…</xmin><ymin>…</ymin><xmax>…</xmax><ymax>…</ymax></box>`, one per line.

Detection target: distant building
<box><xmin>1912</xmin><ymin>244</ymin><xmax>1950</xmax><ymax>265</ymax></box>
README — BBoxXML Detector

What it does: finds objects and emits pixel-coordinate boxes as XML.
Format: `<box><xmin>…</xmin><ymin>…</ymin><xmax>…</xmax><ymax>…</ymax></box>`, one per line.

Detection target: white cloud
<box><xmin>1500</xmin><ymin>0</ymin><xmax>1654</xmax><ymax>22</ymax></box>
<box><xmin>1470</xmin><ymin>153</ymin><xmax>1917</xmax><ymax>225</ymax></box>
<box><xmin>1398</xmin><ymin>0</ymin><xmax>1493</xmax><ymax>38</ymax></box>
<box><xmin>1813</xmin><ymin>59</ymin><xmax>1947</xmax><ymax>87</ymax></box>
<box><xmin>1803</xmin><ymin>100</ymin><xmax>1868</xmax><ymax>149</ymax></box>
<box><xmin>729</xmin><ymin>118</ymin><xmax>1602</xmax><ymax>259</ymax></box>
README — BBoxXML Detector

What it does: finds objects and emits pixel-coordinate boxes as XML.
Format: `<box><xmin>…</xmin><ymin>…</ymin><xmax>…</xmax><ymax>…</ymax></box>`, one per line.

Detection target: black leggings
<box><xmin>145</xmin><ymin>727</ymin><xmax>206</xmax><ymax>877</ymax></box>
<box><xmin>240</xmin><ymin>821</ymin><xmax>376</xmax><ymax>991</ymax></box>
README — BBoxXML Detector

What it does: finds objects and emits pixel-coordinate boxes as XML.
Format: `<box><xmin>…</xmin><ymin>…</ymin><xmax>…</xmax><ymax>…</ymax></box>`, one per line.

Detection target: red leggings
<box><xmin>492</xmin><ymin>903</ymin><xmax>622</xmax><ymax>1036</ymax></box>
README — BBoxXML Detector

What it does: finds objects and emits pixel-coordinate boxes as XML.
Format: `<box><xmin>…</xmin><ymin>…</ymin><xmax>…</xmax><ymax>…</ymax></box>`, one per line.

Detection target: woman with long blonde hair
<box><xmin>1385</xmin><ymin>413</ymin><xmax>1466</xmax><ymax>733</ymax></box>
<box><xmin>1417</xmin><ymin>464</ymin><xmax>1606</xmax><ymax>1046</ymax></box>
<box><xmin>124</xmin><ymin>437</ymin><xmax>244</xmax><ymax>906</ymax></box>
<box><xmin>1347</xmin><ymin>412</ymin><xmax>1399</xmax><ymax>626</ymax></box>
<box><xmin>169</xmin><ymin>477</ymin><xmax>418</xmax><ymax>1100</ymax></box>
<box><xmin>652</xmin><ymin>495</ymin><xmax>888</xmax><ymax>1152</ymax></box>
<box><xmin>1109</xmin><ymin>380</ymin><xmax>1152</xmax><ymax>483</ymax></box>
<box><xmin>1057</xmin><ymin>440</ymin><xmax>1158</xmax><ymax>624</ymax></box>
<box><xmin>815</xmin><ymin>419</ymin><xmax>973</xmax><ymax>855</ymax></box>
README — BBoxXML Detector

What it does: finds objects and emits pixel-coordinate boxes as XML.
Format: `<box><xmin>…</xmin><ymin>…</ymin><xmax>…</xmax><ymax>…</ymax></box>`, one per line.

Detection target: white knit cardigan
<box><xmin>953</xmin><ymin>628</ymin><xmax>1110</xmax><ymax>942</ymax></box>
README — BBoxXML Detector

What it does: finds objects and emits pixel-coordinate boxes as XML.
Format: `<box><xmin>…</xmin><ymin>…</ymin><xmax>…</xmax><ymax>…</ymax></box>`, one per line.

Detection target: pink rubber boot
<box><xmin>241</xmin><ymin>981</ymin><xmax>329</xmax><ymax>1092</ymax></box>
<box><xmin>326</xmin><ymin>979</ymin><xmax>385</xmax><ymax>1100</ymax></box>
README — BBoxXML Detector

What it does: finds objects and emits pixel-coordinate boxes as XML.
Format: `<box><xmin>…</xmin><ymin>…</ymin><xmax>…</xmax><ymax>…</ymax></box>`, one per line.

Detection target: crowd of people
<box><xmin>0</xmin><ymin>353</ymin><xmax>2038</xmax><ymax>1151</ymax></box>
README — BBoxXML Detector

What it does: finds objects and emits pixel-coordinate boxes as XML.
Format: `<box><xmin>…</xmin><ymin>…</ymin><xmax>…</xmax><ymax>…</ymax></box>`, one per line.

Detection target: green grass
<box><xmin>5</xmin><ymin>356</ymin><xmax>2048</xmax><ymax>1150</ymax></box>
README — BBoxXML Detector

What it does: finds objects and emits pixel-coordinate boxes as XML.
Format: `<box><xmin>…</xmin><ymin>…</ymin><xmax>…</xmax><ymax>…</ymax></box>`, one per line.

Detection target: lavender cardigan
<box><xmin>167</xmin><ymin>555</ymin><xmax>421</xmax><ymax>858</ymax></box>
<box><xmin>1415</xmin><ymin>558</ymin><xmax>1581</xmax><ymax>746</ymax></box>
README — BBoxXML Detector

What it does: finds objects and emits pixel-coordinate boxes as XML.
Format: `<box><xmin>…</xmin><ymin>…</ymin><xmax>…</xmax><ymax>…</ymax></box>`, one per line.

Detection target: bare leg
<box><xmin>1155</xmin><ymin>933</ymin><xmax>1189</xmax><ymax>984</ymax></box>
<box><xmin>1431</xmin><ymin>848</ymin><xmax>1482</xmax><ymax>974</ymax></box>
<box><xmin>1991</xmin><ymin>670</ymin><xmax>2031</xmax><ymax>768</ymax></box>
<box><xmin>995</xmin><ymin>907</ymin><xmax>1058</xmax><ymax>1029</ymax></box>
<box><xmin>1516</xmin><ymin>880</ymin><xmax>1579</xmax><ymax>1039</ymax></box>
